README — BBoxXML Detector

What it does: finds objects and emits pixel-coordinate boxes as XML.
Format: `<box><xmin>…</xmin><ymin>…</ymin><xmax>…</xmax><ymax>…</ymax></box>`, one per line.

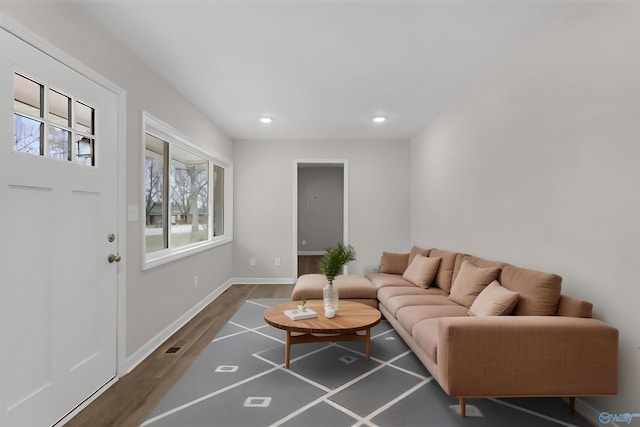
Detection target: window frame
<box><xmin>141</xmin><ymin>112</ymin><xmax>233</xmax><ymax>270</ymax></box>
<box><xmin>12</xmin><ymin>71</ymin><xmax>97</xmax><ymax>166</ymax></box>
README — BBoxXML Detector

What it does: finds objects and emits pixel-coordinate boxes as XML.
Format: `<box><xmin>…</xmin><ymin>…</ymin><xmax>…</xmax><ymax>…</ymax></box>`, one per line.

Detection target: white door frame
<box><xmin>0</xmin><ymin>10</ymin><xmax>127</xmax><ymax>414</ymax></box>
<box><xmin>293</xmin><ymin>159</ymin><xmax>349</xmax><ymax>279</ymax></box>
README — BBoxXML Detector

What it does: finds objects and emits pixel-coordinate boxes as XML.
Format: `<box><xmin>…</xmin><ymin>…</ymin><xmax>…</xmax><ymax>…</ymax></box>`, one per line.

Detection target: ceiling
<box><xmin>73</xmin><ymin>0</ymin><xmax>575</xmax><ymax>140</ymax></box>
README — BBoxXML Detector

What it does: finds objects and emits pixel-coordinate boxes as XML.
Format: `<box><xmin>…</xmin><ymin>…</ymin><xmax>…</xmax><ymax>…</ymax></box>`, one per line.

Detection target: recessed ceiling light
<box><xmin>259</xmin><ymin>116</ymin><xmax>273</xmax><ymax>124</ymax></box>
<box><xmin>372</xmin><ymin>116</ymin><xmax>387</xmax><ymax>123</ymax></box>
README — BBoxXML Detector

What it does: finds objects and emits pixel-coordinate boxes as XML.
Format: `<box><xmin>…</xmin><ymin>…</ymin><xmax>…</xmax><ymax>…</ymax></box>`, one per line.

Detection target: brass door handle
<box><xmin>107</xmin><ymin>253</ymin><xmax>121</xmax><ymax>263</ymax></box>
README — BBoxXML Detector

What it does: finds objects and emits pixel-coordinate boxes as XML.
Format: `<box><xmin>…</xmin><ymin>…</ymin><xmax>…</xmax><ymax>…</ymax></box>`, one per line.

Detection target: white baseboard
<box><xmin>231</xmin><ymin>277</ymin><xmax>295</xmax><ymax>285</ymax></box>
<box><xmin>54</xmin><ymin>377</ymin><xmax>119</xmax><ymax>426</ymax></box>
<box><xmin>564</xmin><ymin>397</ymin><xmax>618</xmax><ymax>427</ymax></box>
<box><xmin>124</xmin><ymin>279</ymin><xmax>233</xmax><ymax>373</ymax></box>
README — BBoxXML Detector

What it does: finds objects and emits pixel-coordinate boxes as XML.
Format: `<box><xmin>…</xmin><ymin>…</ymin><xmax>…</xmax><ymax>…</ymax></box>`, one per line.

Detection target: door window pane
<box><xmin>14</xmin><ymin>114</ymin><xmax>42</xmax><ymax>155</ymax></box>
<box><xmin>75</xmin><ymin>101</ymin><xmax>94</xmax><ymax>134</ymax></box>
<box><xmin>75</xmin><ymin>137</ymin><xmax>94</xmax><ymax>165</ymax></box>
<box><xmin>48</xmin><ymin>126</ymin><xmax>71</xmax><ymax>160</ymax></box>
<box><xmin>14</xmin><ymin>73</ymin><xmax>42</xmax><ymax>117</ymax></box>
<box><xmin>48</xmin><ymin>89</ymin><xmax>71</xmax><ymax>127</ymax></box>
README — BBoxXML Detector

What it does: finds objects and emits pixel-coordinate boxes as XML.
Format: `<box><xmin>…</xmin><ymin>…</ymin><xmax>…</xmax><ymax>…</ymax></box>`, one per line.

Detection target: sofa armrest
<box><xmin>436</xmin><ymin>316</ymin><xmax>618</xmax><ymax>398</ymax></box>
<box><xmin>556</xmin><ymin>294</ymin><xmax>593</xmax><ymax>318</ymax></box>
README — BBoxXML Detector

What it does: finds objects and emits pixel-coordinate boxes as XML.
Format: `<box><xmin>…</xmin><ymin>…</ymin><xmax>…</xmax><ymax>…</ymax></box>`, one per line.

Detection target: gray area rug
<box><xmin>142</xmin><ymin>298</ymin><xmax>591</xmax><ymax>427</ymax></box>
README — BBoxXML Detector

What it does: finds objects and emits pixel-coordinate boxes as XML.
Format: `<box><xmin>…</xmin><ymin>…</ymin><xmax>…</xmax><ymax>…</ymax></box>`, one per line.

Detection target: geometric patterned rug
<box><xmin>142</xmin><ymin>298</ymin><xmax>591</xmax><ymax>427</ymax></box>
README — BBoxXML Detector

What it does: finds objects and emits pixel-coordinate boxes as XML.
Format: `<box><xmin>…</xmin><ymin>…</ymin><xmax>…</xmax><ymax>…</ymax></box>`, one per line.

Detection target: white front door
<box><xmin>0</xmin><ymin>29</ymin><xmax>119</xmax><ymax>426</ymax></box>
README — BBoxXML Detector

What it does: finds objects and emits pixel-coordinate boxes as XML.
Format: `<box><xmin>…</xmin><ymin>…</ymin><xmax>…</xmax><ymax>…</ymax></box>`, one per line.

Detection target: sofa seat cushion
<box><xmin>291</xmin><ymin>274</ymin><xmax>377</xmax><ymax>301</ymax></box>
<box><xmin>412</xmin><ymin>318</ymin><xmax>440</xmax><ymax>362</ymax></box>
<box><xmin>377</xmin><ymin>286</ymin><xmax>446</xmax><ymax>306</ymax></box>
<box><xmin>366</xmin><ymin>273</ymin><xmax>416</xmax><ymax>289</ymax></box>
<box><xmin>500</xmin><ymin>265</ymin><xmax>562</xmax><ymax>316</ymax></box>
<box><xmin>386</xmin><ymin>295</ymin><xmax>458</xmax><ymax>317</ymax></box>
<box><xmin>448</xmin><ymin>260</ymin><xmax>501</xmax><ymax>308</ymax></box>
<box><xmin>396</xmin><ymin>305</ymin><xmax>468</xmax><ymax>333</ymax></box>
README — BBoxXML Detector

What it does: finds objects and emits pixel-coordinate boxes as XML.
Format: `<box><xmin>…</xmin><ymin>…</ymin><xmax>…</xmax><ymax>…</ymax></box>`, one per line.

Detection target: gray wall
<box><xmin>297</xmin><ymin>166</ymin><xmax>344</xmax><ymax>253</ymax></box>
<box><xmin>410</xmin><ymin>2</ymin><xmax>640</xmax><ymax>418</ymax></box>
<box><xmin>0</xmin><ymin>2</ymin><xmax>234</xmax><ymax>363</ymax></box>
<box><xmin>233</xmin><ymin>139</ymin><xmax>411</xmax><ymax>280</ymax></box>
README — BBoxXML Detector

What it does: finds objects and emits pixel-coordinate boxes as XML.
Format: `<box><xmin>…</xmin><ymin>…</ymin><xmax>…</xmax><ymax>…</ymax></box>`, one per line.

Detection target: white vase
<box><xmin>323</xmin><ymin>282</ymin><xmax>339</xmax><ymax>311</ymax></box>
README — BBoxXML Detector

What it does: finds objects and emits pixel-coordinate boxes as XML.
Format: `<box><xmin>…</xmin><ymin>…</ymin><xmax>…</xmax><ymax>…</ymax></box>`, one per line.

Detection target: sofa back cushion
<box><xmin>448</xmin><ymin>260</ymin><xmax>501</xmax><ymax>308</ymax></box>
<box><xmin>379</xmin><ymin>252</ymin><xmax>410</xmax><ymax>274</ymax></box>
<box><xmin>402</xmin><ymin>254</ymin><xmax>441</xmax><ymax>288</ymax></box>
<box><xmin>408</xmin><ymin>245</ymin><xmax>431</xmax><ymax>265</ymax></box>
<box><xmin>453</xmin><ymin>254</ymin><xmax>507</xmax><ymax>284</ymax></box>
<box><xmin>500</xmin><ymin>265</ymin><xmax>562</xmax><ymax>315</ymax></box>
<box><xmin>428</xmin><ymin>248</ymin><xmax>458</xmax><ymax>293</ymax></box>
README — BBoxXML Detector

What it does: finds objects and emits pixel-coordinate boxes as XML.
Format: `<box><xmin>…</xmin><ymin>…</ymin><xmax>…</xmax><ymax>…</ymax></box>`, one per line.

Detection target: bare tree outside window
<box><xmin>170</xmin><ymin>145</ymin><xmax>208</xmax><ymax>248</ymax></box>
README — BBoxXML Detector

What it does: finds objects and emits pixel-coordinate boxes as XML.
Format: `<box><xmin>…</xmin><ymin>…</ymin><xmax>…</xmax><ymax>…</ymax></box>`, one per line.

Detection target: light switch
<box><xmin>127</xmin><ymin>204</ymin><xmax>139</xmax><ymax>222</ymax></box>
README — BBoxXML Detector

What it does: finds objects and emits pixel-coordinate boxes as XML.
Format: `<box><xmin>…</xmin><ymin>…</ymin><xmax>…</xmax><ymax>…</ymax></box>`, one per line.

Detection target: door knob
<box><xmin>107</xmin><ymin>253</ymin><xmax>121</xmax><ymax>263</ymax></box>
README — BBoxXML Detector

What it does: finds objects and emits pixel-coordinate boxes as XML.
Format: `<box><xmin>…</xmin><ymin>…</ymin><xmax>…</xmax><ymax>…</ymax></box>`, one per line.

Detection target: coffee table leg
<box><xmin>365</xmin><ymin>328</ymin><xmax>371</xmax><ymax>360</ymax></box>
<box><xmin>285</xmin><ymin>331</ymin><xmax>291</xmax><ymax>368</ymax></box>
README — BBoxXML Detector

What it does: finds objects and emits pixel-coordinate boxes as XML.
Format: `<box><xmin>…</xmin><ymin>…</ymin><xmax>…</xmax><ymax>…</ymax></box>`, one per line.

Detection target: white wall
<box><xmin>4</xmin><ymin>1</ymin><xmax>637</xmax><ymax>420</ymax></box>
<box><xmin>298</xmin><ymin>166</ymin><xmax>344</xmax><ymax>253</ymax></box>
<box><xmin>410</xmin><ymin>2</ymin><xmax>640</xmax><ymax>420</ymax></box>
<box><xmin>233</xmin><ymin>139</ymin><xmax>410</xmax><ymax>280</ymax></box>
<box><xmin>0</xmin><ymin>2</ymin><xmax>234</xmax><ymax>366</ymax></box>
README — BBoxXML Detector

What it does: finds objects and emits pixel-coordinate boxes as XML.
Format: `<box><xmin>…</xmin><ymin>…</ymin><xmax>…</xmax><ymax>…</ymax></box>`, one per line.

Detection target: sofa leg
<box><xmin>569</xmin><ymin>397</ymin><xmax>575</xmax><ymax>415</ymax></box>
<box><xmin>459</xmin><ymin>397</ymin><xmax>466</xmax><ymax>417</ymax></box>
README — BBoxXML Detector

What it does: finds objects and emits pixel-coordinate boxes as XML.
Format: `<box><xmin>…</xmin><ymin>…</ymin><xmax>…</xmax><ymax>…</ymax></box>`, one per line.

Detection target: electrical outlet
<box><xmin>274</xmin><ymin>257</ymin><xmax>280</xmax><ymax>266</ymax></box>
<box><xmin>250</xmin><ymin>257</ymin><xmax>256</xmax><ymax>266</ymax></box>
<box><xmin>302</xmin><ymin>240</ymin><xmax>307</xmax><ymax>246</ymax></box>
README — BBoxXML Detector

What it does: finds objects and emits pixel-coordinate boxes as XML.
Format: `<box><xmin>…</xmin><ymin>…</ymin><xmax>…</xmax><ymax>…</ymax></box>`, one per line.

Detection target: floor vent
<box><xmin>166</xmin><ymin>340</ymin><xmax>187</xmax><ymax>354</ymax></box>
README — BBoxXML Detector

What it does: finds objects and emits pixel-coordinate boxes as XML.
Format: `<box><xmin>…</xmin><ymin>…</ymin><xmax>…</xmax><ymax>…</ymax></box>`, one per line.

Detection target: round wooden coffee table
<box><xmin>264</xmin><ymin>300</ymin><xmax>381</xmax><ymax>368</ymax></box>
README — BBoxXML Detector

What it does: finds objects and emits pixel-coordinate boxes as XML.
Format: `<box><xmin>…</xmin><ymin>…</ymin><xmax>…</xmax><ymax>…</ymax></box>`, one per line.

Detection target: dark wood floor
<box><xmin>65</xmin><ymin>284</ymin><xmax>295</xmax><ymax>427</ymax></box>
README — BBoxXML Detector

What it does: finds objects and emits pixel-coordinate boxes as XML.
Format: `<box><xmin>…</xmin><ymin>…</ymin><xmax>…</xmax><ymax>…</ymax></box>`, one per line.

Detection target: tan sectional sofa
<box><xmin>292</xmin><ymin>246</ymin><xmax>619</xmax><ymax>417</ymax></box>
<box><xmin>368</xmin><ymin>247</ymin><xmax>618</xmax><ymax>417</ymax></box>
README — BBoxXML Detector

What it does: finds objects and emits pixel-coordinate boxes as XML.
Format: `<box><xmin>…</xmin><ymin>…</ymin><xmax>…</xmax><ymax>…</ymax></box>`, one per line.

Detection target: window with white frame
<box><xmin>143</xmin><ymin>112</ymin><xmax>231</xmax><ymax>268</ymax></box>
<box><xmin>13</xmin><ymin>72</ymin><xmax>96</xmax><ymax>165</ymax></box>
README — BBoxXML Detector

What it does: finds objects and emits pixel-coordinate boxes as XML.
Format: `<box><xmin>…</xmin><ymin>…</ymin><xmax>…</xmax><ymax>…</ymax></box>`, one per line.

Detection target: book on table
<box><xmin>284</xmin><ymin>308</ymin><xmax>317</xmax><ymax>320</ymax></box>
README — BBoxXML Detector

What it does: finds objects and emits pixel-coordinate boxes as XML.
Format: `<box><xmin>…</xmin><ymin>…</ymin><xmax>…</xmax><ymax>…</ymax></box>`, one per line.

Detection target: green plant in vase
<box><xmin>318</xmin><ymin>242</ymin><xmax>356</xmax><ymax>315</ymax></box>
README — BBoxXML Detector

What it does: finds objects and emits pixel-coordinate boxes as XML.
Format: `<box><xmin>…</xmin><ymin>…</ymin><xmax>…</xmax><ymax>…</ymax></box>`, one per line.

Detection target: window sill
<box><xmin>142</xmin><ymin>236</ymin><xmax>232</xmax><ymax>271</ymax></box>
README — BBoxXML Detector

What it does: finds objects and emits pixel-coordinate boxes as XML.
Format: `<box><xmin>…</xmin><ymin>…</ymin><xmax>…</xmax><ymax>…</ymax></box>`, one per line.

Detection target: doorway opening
<box><xmin>293</xmin><ymin>160</ymin><xmax>348</xmax><ymax>278</ymax></box>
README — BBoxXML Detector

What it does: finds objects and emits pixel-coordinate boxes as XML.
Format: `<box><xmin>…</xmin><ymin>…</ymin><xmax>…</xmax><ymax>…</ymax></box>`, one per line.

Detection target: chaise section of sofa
<box><xmin>367</xmin><ymin>246</ymin><xmax>619</xmax><ymax>417</ymax></box>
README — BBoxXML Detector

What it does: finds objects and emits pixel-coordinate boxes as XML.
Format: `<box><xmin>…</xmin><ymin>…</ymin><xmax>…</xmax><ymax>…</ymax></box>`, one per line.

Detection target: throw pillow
<box><xmin>402</xmin><ymin>254</ymin><xmax>441</xmax><ymax>288</ymax></box>
<box><xmin>408</xmin><ymin>245</ymin><xmax>430</xmax><ymax>265</ymax></box>
<box><xmin>379</xmin><ymin>252</ymin><xmax>410</xmax><ymax>274</ymax></box>
<box><xmin>448</xmin><ymin>260</ymin><xmax>500</xmax><ymax>308</ymax></box>
<box><xmin>468</xmin><ymin>281</ymin><xmax>520</xmax><ymax>316</ymax></box>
